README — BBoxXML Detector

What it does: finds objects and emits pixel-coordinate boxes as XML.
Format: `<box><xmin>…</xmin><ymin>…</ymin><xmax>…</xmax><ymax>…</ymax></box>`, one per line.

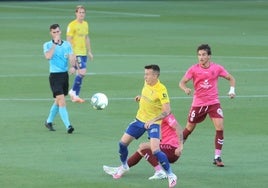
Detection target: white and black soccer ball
<box><xmin>90</xmin><ymin>93</ymin><xmax>108</xmax><ymax>110</ymax></box>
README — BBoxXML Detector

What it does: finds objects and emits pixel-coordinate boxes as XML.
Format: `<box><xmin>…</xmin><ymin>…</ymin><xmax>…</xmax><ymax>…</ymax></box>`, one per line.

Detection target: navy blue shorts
<box><xmin>75</xmin><ymin>56</ymin><xmax>87</xmax><ymax>69</ymax></box>
<box><xmin>125</xmin><ymin>119</ymin><xmax>160</xmax><ymax>139</ymax></box>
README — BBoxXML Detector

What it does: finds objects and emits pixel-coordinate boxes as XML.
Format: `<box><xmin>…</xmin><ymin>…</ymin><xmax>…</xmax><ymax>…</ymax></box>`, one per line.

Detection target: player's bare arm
<box><xmin>144</xmin><ymin>103</ymin><xmax>171</xmax><ymax>129</ymax></box>
<box><xmin>174</xmin><ymin>123</ymin><xmax>183</xmax><ymax>156</ymax></box>
<box><xmin>179</xmin><ymin>77</ymin><xmax>191</xmax><ymax>95</ymax></box>
<box><xmin>86</xmin><ymin>36</ymin><xmax>93</xmax><ymax>61</ymax></box>
<box><xmin>44</xmin><ymin>44</ymin><xmax>56</xmax><ymax>60</ymax></box>
<box><xmin>45</xmin><ymin>34</ymin><xmax>61</xmax><ymax>59</ymax></box>
<box><xmin>68</xmin><ymin>54</ymin><xmax>77</xmax><ymax>74</ymax></box>
<box><xmin>224</xmin><ymin>74</ymin><xmax>236</xmax><ymax>98</ymax></box>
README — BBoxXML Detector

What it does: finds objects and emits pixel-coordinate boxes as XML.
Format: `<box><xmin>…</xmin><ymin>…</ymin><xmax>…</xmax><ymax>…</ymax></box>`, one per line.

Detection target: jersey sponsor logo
<box><xmin>200</xmin><ymin>79</ymin><xmax>212</xmax><ymax>89</ymax></box>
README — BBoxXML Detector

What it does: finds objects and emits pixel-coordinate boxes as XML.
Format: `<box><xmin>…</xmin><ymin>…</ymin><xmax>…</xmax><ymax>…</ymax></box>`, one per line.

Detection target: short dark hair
<box><xmin>50</xmin><ymin>24</ymin><xmax>60</xmax><ymax>30</ymax></box>
<box><xmin>144</xmin><ymin>64</ymin><xmax>160</xmax><ymax>75</ymax></box>
<box><xmin>197</xmin><ymin>44</ymin><xmax>212</xmax><ymax>55</ymax></box>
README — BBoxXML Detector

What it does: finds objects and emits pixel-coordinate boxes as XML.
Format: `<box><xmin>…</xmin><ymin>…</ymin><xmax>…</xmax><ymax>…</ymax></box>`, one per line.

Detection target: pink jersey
<box><xmin>184</xmin><ymin>62</ymin><xmax>229</xmax><ymax>107</ymax></box>
<box><xmin>161</xmin><ymin>113</ymin><xmax>179</xmax><ymax>148</ymax></box>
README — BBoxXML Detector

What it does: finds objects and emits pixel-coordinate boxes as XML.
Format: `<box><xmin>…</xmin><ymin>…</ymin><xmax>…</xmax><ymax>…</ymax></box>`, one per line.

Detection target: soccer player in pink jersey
<box><xmin>103</xmin><ymin>113</ymin><xmax>183</xmax><ymax>180</ymax></box>
<box><xmin>179</xmin><ymin>44</ymin><xmax>236</xmax><ymax>167</ymax></box>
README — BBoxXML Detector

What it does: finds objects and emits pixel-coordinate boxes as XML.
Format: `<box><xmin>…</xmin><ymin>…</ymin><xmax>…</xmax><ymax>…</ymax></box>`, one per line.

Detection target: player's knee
<box><xmin>78</xmin><ymin>73</ymin><xmax>85</xmax><ymax>78</ymax></box>
<box><xmin>78</xmin><ymin>69</ymin><xmax>86</xmax><ymax>76</ymax></box>
<box><xmin>152</xmin><ymin>148</ymin><xmax>161</xmax><ymax>155</ymax></box>
<box><xmin>138</xmin><ymin>142</ymin><xmax>147</xmax><ymax>150</ymax></box>
<box><xmin>56</xmin><ymin>95</ymin><xmax>66</xmax><ymax>107</ymax></box>
<box><xmin>139</xmin><ymin>148</ymin><xmax>151</xmax><ymax>157</ymax></box>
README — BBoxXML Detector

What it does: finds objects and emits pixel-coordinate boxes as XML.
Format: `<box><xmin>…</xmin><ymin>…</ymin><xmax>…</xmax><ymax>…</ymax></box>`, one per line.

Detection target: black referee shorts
<box><xmin>49</xmin><ymin>72</ymin><xmax>69</xmax><ymax>98</ymax></box>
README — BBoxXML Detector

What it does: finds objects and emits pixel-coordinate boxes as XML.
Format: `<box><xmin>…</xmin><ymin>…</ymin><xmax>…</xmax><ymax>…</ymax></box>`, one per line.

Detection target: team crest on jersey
<box><xmin>162</xmin><ymin>93</ymin><xmax>167</xmax><ymax>98</ymax></box>
<box><xmin>217</xmin><ymin>108</ymin><xmax>223</xmax><ymax>117</ymax></box>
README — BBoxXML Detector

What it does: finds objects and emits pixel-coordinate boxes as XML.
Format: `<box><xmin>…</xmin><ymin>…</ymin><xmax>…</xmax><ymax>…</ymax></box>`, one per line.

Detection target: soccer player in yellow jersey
<box><xmin>104</xmin><ymin>65</ymin><xmax>177</xmax><ymax>188</ymax></box>
<box><xmin>67</xmin><ymin>5</ymin><xmax>93</xmax><ymax>103</ymax></box>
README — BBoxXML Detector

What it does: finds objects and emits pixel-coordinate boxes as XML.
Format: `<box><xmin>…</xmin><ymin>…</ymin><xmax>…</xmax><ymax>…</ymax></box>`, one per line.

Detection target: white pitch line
<box><xmin>0</xmin><ymin>5</ymin><xmax>160</xmax><ymax>18</ymax></box>
<box><xmin>0</xmin><ymin>67</ymin><xmax>268</xmax><ymax>78</ymax></box>
<box><xmin>1</xmin><ymin>54</ymin><xmax>268</xmax><ymax>60</ymax></box>
<box><xmin>0</xmin><ymin>95</ymin><xmax>268</xmax><ymax>102</ymax></box>
<box><xmin>90</xmin><ymin>10</ymin><xmax>160</xmax><ymax>17</ymax></box>
<box><xmin>94</xmin><ymin>54</ymin><xmax>268</xmax><ymax>60</ymax></box>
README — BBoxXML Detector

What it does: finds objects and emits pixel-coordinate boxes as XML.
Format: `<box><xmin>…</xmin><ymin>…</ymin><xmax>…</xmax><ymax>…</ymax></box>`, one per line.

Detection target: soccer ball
<box><xmin>90</xmin><ymin>93</ymin><xmax>108</xmax><ymax>110</ymax></box>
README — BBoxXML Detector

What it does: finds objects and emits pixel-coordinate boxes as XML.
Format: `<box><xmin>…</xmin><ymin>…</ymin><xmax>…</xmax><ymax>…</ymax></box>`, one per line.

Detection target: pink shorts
<box><xmin>188</xmin><ymin>103</ymin><xmax>223</xmax><ymax>124</ymax></box>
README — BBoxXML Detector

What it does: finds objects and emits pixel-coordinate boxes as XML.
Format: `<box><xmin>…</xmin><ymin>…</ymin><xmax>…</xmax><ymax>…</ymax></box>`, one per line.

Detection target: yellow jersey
<box><xmin>136</xmin><ymin>80</ymin><xmax>170</xmax><ymax>124</ymax></box>
<box><xmin>66</xmin><ymin>20</ymin><xmax>89</xmax><ymax>55</ymax></box>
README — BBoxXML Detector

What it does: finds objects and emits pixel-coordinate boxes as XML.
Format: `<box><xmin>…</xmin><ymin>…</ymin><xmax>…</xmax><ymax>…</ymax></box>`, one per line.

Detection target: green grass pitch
<box><xmin>0</xmin><ymin>1</ymin><xmax>267</xmax><ymax>187</ymax></box>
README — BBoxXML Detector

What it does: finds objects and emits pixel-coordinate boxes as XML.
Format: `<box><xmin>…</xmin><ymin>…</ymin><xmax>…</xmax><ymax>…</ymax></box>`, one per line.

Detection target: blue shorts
<box><xmin>75</xmin><ymin>56</ymin><xmax>87</xmax><ymax>69</ymax></box>
<box><xmin>125</xmin><ymin>119</ymin><xmax>160</xmax><ymax>139</ymax></box>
